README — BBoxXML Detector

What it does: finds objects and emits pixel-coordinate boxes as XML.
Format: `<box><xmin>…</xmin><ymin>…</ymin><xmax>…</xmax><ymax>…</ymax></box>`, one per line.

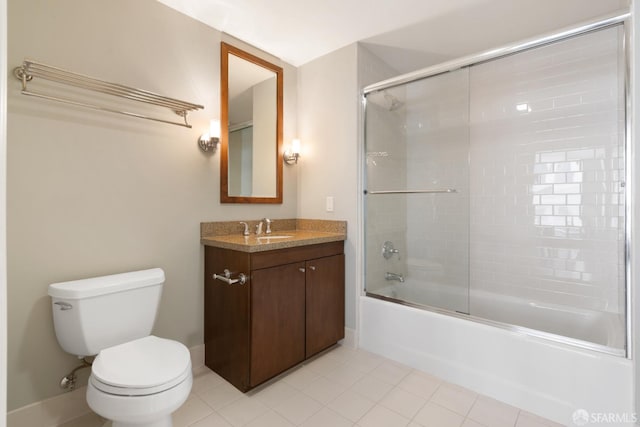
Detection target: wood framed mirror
<box><xmin>220</xmin><ymin>42</ymin><xmax>283</xmax><ymax>204</ymax></box>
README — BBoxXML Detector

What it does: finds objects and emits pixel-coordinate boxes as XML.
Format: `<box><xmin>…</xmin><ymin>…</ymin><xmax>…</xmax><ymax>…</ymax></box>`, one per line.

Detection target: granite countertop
<box><xmin>200</xmin><ymin>219</ymin><xmax>346</xmax><ymax>253</ymax></box>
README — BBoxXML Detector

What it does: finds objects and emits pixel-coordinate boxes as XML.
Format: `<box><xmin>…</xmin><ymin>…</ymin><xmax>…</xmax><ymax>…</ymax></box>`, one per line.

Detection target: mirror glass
<box><xmin>221</xmin><ymin>42</ymin><xmax>283</xmax><ymax>203</ymax></box>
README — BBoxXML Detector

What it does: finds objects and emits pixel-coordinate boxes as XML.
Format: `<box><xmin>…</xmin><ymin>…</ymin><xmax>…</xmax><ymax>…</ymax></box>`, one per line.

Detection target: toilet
<box><xmin>48</xmin><ymin>268</ymin><xmax>192</xmax><ymax>427</ymax></box>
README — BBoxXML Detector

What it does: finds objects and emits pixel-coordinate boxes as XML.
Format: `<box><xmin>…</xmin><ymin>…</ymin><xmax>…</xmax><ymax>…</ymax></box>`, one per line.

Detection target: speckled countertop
<box><xmin>200</xmin><ymin>219</ymin><xmax>346</xmax><ymax>253</ymax></box>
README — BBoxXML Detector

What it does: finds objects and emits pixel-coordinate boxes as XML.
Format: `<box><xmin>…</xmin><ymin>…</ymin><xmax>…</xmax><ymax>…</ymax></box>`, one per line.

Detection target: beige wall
<box><xmin>297</xmin><ymin>44</ymin><xmax>359</xmax><ymax>330</ymax></box>
<box><xmin>7</xmin><ymin>0</ymin><xmax>297</xmax><ymax>410</ymax></box>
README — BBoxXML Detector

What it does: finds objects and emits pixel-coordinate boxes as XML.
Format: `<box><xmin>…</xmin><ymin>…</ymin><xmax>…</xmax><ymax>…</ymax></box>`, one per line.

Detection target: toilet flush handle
<box><xmin>54</xmin><ymin>301</ymin><xmax>73</xmax><ymax>311</ymax></box>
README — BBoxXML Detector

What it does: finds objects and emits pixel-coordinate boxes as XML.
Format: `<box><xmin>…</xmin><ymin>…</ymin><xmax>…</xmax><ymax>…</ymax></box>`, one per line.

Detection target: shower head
<box><xmin>384</xmin><ymin>92</ymin><xmax>404</xmax><ymax>111</ymax></box>
<box><xmin>367</xmin><ymin>90</ymin><xmax>404</xmax><ymax>112</ymax></box>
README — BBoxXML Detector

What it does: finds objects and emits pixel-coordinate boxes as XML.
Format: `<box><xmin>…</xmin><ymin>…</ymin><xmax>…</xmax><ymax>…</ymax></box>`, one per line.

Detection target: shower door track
<box><xmin>361</xmin><ymin>9</ymin><xmax>632</xmax><ymax>358</ymax></box>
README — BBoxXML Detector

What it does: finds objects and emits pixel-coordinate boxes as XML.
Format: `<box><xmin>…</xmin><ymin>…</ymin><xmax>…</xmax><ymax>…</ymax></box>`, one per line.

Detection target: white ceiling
<box><xmin>157</xmin><ymin>0</ymin><xmax>629</xmax><ymax>71</ymax></box>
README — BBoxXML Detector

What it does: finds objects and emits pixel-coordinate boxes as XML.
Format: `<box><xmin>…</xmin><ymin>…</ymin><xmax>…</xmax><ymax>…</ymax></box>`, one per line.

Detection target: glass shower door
<box><xmin>364</xmin><ymin>69</ymin><xmax>470</xmax><ymax>314</ymax></box>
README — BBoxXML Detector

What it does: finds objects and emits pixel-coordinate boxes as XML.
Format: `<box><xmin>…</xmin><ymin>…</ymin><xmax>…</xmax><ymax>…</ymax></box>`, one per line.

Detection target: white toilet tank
<box><xmin>48</xmin><ymin>268</ymin><xmax>165</xmax><ymax>357</ymax></box>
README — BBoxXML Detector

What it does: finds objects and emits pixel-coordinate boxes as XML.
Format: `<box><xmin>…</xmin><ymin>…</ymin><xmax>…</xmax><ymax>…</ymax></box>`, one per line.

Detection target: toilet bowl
<box><xmin>48</xmin><ymin>268</ymin><xmax>192</xmax><ymax>427</ymax></box>
<box><xmin>87</xmin><ymin>336</ymin><xmax>192</xmax><ymax>427</ymax></box>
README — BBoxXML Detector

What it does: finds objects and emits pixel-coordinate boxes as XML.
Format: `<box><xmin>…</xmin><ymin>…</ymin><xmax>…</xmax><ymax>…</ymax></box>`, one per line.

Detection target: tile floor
<box><xmin>60</xmin><ymin>344</ymin><xmax>564</xmax><ymax>427</ymax></box>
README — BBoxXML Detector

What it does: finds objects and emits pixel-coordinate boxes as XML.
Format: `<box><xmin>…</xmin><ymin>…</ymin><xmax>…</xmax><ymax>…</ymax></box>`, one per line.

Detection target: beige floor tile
<box><xmin>413</xmin><ymin>402</ymin><xmax>465</xmax><ymax>427</ymax></box>
<box><xmin>273</xmin><ymin>392</ymin><xmax>323</xmax><ymax>425</ymax></box>
<box><xmin>172</xmin><ymin>394</ymin><xmax>214</xmax><ymax>427</ymax></box>
<box><xmin>516</xmin><ymin>411</ymin><xmax>565</xmax><ymax>427</ymax></box>
<box><xmin>303</xmin><ymin>376</ymin><xmax>349</xmax><ymax>404</ymax></box>
<box><xmin>323</xmin><ymin>361</ymin><xmax>367</xmax><ymax>387</ymax></box>
<box><xmin>328</xmin><ymin>389</ymin><xmax>376</xmax><ymax>423</ymax></box>
<box><xmin>357</xmin><ymin>404</ymin><xmax>411</xmax><ymax>427</ymax></box>
<box><xmin>189</xmin><ymin>412</ymin><xmax>232</xmax><ymax>427</ymax></box>
<box><xmin>324</xmin><ymin>344</ymin><xmax>361</xmax><ymax>364</ymax></box>
<box><xmin>370</xmin><ymin>360</ymin><xmax>412</xmax><ymax>385</ymax></box>
<box><xmin>192</xmin><ymin>370</ymin><xmax>226</xmax><ymax>395</ymax></box>
<box><xmin>282</xmin><ymin>365</ymin><xmax>321</xmax><ymax>390</ymax></box>
<box><xmin>198</xmin><ymin>381</ymin><xmax>244</xmax><ymax>411</ymax></box>
<box><xmin>461</xmin><ymin>419</ymin><xmax>485</xmax><ymax>427</ymax></box>
<box><xmin>357</xmin><ymin>405</ymin><xmax>409</xmax><ymax>427</ymax></box>
<box><xmin>467</xmin><ymin>396</ymin><xmax>519</xmax><ymax>427</ymax></box>
<box><xmin>350</xmin><ymin>375</ymin><xmax>395</xmax><ymax>402</ymax></box>
<box><xmin>249</xmin><ymin>380</ymin><xmax>298</xmax><ymax>409</ymax></box>
<box><xmin>379</xmin><ymin>386</ymin><xmax>427</xmax><ymax>419</ymax></box>
<box><xmin>216</xmin><ymin>396</ymin><xmax>269</xmax><ymax>427</ymax></box>
<box><xmin>305</xmin><ymin>353</ymin><xmax>344</xmax><ymax>377</ymax></box>
<box><xmin>301</xmin><ymin>407</ymin><xmax>354</xmax><ymax>427</ymax></box>
<box><xmin>430</xmin><ymin>383</ymin><xmax>478</xmax><ymax>416</ymax></box>
<box><xmin>347</xmin><ymin>351</ymin><xmax>385</xmax><ymax>374</ymax></box>
<box><xmin>56</xmin><ymin>412</ymin><xmax>106</xmax><ymax>427</ymax></box>
<box><xmin>397</xmin><ymin>371</ymin><xmax>441</xmax><ymax>400</ymax></box>
<box><xmin>245</xmin><ymin>409</ymin><xmax>295</xmax><ymax>427</ymax></box>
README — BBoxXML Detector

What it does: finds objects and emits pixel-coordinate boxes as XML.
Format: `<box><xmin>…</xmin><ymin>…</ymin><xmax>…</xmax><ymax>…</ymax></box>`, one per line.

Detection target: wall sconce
<box><xmin>199</xmin><ymin>119</ymin><xmax>220</xmax><ymax>152</ymax></box>
<box><xmin>283</xmin><ymin>138</ymin><xmax>301</xmax><ymax>165</ymax></box>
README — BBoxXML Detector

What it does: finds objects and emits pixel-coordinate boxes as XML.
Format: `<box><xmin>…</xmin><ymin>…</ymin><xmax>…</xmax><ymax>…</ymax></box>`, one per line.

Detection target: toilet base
<box><xmin>88</xmin><ymin>373</ymin><xmax>192</xmax><ymax>427</ymax></box>
<box><xmin>111</xmin><ymin>418</ymin><xmax>171</xmax><ymax>427</ymax></box>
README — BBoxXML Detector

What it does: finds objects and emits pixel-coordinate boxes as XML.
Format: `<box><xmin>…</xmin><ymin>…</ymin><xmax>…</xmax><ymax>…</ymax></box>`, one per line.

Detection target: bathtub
<box><xmin>369</xmin><ymin>280</ymin><xmax>626</xmax><ymax>351</ymax></box>
<box><xmin>359</xmin><ymin>293</ymin><xmax>633</xmax><ymax>425</ymax></box>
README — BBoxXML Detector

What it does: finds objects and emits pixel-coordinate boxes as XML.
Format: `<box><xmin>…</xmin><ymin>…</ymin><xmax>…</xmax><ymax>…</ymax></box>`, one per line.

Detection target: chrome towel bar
<box><xmin>13</xmin><ymin>59</ymin><xmax>204</xmax><ymax>128</ymax></box>
<box><xmin>213</xmin><ymin>269</ymin><xmax>247</xmax><ymax>285</ymax></box>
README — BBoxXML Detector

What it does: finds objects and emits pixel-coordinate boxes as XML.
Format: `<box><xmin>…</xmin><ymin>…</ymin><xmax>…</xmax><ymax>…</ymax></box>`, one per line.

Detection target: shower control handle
<box><xmin>382</xmin><ymin>241</ymin><xmax>399</xmax><ymax>259</ymax></box>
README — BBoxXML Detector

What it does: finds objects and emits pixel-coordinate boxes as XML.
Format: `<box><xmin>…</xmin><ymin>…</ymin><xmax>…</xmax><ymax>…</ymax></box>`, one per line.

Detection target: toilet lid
<box><xmin>91</xmin><ymin>335</ymin><xmax>191</xmax><ymax>395</ymax></box>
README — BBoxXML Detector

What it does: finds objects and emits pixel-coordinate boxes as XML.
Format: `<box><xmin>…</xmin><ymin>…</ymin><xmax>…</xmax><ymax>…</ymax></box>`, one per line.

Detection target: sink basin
<box><xmin>257</xmin><ymin>235</ymin><xmax>293</xmax><ymax>241</ymax></box>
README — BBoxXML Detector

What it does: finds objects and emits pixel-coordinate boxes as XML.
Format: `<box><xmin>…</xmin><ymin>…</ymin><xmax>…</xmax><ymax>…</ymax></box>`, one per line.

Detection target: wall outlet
<box><xmin>326</xmin><ymin>196</ymin><xmax>334</xmax><ymax>212</ymax></box>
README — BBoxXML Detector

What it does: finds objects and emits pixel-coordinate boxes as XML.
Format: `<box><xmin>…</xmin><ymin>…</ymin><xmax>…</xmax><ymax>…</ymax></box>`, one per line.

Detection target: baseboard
<box><xmin>189</xmin><ymin>343</ymin><xmax>205</xmax><ymax>371</ymax></box>
<box><xmin>7</xmin><ymin>385</ymin><xmax>91</xmax><ymax>427</ymax></box>
<box><xmin>341</xmin><ymin>327</ymin><xmax>357</xmax><ymax>348</ymax></box>
<box><xmin>7</xmin><ymin>343</ymin><xmax>206</xmax><ymax>427</ymax></box>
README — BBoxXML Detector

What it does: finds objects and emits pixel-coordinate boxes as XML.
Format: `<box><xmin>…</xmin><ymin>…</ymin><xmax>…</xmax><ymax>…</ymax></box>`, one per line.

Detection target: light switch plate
<box><xmin>326</xmin><ymin>196</ymin><xmax>334</xmax><ymax>212</ymax></box>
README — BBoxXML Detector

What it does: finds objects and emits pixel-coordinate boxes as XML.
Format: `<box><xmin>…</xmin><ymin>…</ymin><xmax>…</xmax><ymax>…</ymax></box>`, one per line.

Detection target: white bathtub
<box><xmin>370</xmin><ymin>280</ymin><xmax>625</xmax><ymax>351</ymax></box>
<box><xmin>359</xmin><ymin>294</ymin><xmax>634</xmax><ymax>425</ymax></box>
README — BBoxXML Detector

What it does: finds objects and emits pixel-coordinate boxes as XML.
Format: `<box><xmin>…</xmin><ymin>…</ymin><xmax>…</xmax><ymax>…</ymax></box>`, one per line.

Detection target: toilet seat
<box><xmin>90</xmin><ymin>335</ymin><xmax>191</xmax><ymax>396</ymax></box>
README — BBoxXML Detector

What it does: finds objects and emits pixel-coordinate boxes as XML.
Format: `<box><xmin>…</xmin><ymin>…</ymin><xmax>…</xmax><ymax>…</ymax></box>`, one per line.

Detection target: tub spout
<box><xmin>385</xmin><ymin>272</ymin><xmax>404</xmax><ymax>283</ymax></box>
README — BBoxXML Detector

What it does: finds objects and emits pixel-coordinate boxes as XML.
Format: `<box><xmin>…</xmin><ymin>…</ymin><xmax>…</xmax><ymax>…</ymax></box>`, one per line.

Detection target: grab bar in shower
<box><xmin>365</xmin><ymin>189</ymin><xmax>457</xmax><ymax>195</ymax></box>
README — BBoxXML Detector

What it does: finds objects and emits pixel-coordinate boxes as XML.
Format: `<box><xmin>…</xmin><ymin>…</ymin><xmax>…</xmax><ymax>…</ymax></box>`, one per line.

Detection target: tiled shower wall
<box><xmin>365</xmin><ymin>25</ymin><xmax>625</xmax><ymax>339</ymax></box>
<box><xmin>468</xmin><ymin>26</ymin><xmax>625</xmax><ymax>316</ymax></box>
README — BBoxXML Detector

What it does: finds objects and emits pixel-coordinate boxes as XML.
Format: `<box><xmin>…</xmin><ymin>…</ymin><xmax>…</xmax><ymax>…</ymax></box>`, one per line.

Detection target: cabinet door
<box><xmin>306</xmin><ymin>254</ymin><xmax>345</xmax><ymax>357</ymax></box>
<box><xmin>205</xmin><ymin>247</ymin><xmax>251</xmax><ymax>391</ymax></box>
<box><xmin>250</xmin><ymin>262</ymin><xmax>306</xmax><ymax>386</ymax></box>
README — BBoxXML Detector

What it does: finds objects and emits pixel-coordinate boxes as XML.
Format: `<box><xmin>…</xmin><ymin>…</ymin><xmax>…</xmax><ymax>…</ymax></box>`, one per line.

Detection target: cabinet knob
<box><xmin>309</xmin><ymin>266</ymin><xmax>316</xmax><ymax>271</ymax></box>
<box><xmin>299</xmin><ymin>267</ymin><xmax>306</xmax><ymax>273</ymax></box>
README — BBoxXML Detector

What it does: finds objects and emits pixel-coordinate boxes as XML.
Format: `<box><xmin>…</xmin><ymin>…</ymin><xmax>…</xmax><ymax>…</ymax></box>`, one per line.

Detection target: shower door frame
<box><xmin>361</xmin><ymin>10</ymin><xmax>632</xmax><ymax>358</ymax></box>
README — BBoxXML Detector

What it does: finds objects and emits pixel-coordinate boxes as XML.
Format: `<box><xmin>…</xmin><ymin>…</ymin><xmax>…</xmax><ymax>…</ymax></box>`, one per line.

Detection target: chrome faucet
<box><xmin>385</xmin><ymin>272</ymin><xmax>405</xmax><ymax>283</ymax></box>
<box><xmin>239</xmin><ymin>222</ymin><xmax>250</xmax><ymax>236</ymax></box>
<box><xmin>255</xmin><ymin>221</ymin><xmax>263</xmax><ymax>235</ymax></box>
<box><xmin>263</xmin><ymin>218</ymin><xmax>272</xmax><ymax>234</ymax></box>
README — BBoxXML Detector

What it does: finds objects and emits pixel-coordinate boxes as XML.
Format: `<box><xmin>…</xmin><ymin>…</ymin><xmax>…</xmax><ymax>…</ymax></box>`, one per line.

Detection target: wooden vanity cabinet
<box><xmin>204</xmin><ymin>241</ymin><xmax>345</xmax><ymax>391</ymax></box>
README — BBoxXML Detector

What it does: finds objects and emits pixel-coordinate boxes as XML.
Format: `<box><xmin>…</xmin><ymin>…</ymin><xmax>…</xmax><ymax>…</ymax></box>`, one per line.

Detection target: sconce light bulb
<box><xmin>210</xmin><ymin>119</ymin><xmax>221</xmax><ymax>139</ymax></box>
<box><xmin>291</xmin><ymin>138</ymin><xmax>301</xmax><ymax>155</ymax></box>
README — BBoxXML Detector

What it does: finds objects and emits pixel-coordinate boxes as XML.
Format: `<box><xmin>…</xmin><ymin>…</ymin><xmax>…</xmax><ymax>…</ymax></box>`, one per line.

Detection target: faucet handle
<box><xmin>239</xmin><ymin>222</ymin><xmax>250</xmax><ymax>236</ymax></box>
<box><xmin>255</xmin><ymin>221</ymin><xmax>263</xmax><ymax>235</ymax></box>
<box><xmin>263</xmin><ymin>218</ymin><xmax>272</xmax><ymax>234</ymax></box>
